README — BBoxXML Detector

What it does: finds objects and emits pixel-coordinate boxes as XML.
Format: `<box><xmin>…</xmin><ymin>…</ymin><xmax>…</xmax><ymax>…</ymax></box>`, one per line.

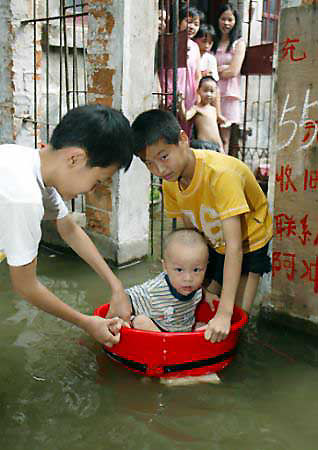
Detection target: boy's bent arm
<box><xmin>204</xmin><ymin>215</ymin><xmax>243</xmax><ymax>343</ymax></box>
<box><xmin>178</xmin><ymin>96</ymin><xmax>197</xmax><ymax>122</ymax></box>
<box><xmin>9</xmin><ymin>258</ymin><xmax>121</xmax><ymax>346</ymax></box>
<box><xmin>185</xmin><ymin>106</ymin><xmax>198</xmax><ymax>121</ymax></box>
<box><xmin>56</xmin><ymin>214</ymin><xmax>131</xmax><ymax>320</ymax></box>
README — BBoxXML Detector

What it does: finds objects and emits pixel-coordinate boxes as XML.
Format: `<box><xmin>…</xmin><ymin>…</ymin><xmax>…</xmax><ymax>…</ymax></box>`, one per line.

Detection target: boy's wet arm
<box><xmin>9</xmin><ymin>258</ymin><xmax>39</xmax><ymax>297</ymax></box>
<box><xmin>219</xmin><ymin>216</ymin><xmax>243</xmax><ymax>312</ymax></box>
<box><xmin>9</xmin><ymin>261</ymin><xmax>122</xmax><ymax>346</ymax></box>
<box><xmin>204</xmin><ymin>216</ymin><xmax>243</xmax><ymax>343</ymax></box>
<box><xmin>9</xmin><ymin>259</ymin><xmax>86</xmax><ymax>325</ymax></box>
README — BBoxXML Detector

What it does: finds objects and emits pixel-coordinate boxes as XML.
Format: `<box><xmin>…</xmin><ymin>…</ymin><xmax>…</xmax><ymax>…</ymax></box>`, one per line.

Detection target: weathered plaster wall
<box><xmin>262</xmin><ymin>3</ymin><xmax>318</xmax><ymax>333</ymax></box>
<box><xmin>86</xmin><ymin>0</ymin><xmax>157</xmax><ymax>265</ymax></box>
<box><xmin>6</xmin><ymin>0</ymin><xmax>42</xmax><ymax>147</ymax></box>
<box><xmin>116</xmin><ymin>0</ymin><xmax>157</xmax><ymax>264</ymax></box>
<box><xmin>0</xmin><ymin>0</ymin><xmax>14</xmax><ymax>143</ymax></box>
<box><xmin>0</xmin><ymin>0</ymin><xmax>43</xmax><ymax>146</ymax></box>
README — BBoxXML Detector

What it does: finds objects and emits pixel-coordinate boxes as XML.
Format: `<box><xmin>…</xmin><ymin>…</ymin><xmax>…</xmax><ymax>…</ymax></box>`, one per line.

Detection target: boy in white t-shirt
<box><xmin>0</xmin><ymin>105</ymin><xmax>135</xmax><ymax>348</ymax></box>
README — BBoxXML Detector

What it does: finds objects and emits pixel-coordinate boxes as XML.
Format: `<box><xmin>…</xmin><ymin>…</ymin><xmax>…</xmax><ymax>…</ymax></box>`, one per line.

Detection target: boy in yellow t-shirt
<box><xmin>132</xmin><ymin>109</ymin><xmax>272</xmax><ymax>344</ymax></box>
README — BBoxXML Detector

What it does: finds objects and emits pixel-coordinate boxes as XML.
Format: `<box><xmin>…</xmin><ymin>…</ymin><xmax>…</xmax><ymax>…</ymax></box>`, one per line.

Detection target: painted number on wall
<box><xmin>278</xmin><ymin>89</ymin><xmax>318</xmax><ymax>151</ymax></box>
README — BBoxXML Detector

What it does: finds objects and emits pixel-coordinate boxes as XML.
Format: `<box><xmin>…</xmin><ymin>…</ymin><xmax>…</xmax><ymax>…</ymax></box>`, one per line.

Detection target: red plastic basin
<box><xmin>94</xmin><ymin>300</ymin><xmax>248</xmax><ymax>378</ymax></box>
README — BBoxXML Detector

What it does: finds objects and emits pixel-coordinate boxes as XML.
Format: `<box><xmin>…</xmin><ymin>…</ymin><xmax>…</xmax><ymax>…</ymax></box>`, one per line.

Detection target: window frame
<box><xmin>262</xmin><ymin>0</ymin><xmax>281</xmax><ymax>43</ymax></box>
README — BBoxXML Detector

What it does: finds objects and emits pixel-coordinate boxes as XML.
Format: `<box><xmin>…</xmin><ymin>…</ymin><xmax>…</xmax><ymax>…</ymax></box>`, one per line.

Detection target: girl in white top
<box><xmin>193</xmin><ymin>23</ymin><xmax>219</xmax><ymax>80</ymax></box>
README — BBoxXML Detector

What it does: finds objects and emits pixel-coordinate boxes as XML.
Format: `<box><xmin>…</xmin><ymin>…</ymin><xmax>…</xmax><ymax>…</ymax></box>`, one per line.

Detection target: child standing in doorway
<box><xmin>179</xmin><ymin>75</ymin><xmax>224</xmax><ymax>151</ymax></box>
<box><xmin>159</xmin><ymin>5</ymin><xmax>203</xmax><ymax>137</ymax></box>
<box><xmin>213</xmin><ymin>2</ymin><xmax>246</xmax><ymax>153</ymax></box>
<box><xmin>132</xmin><ymin>109</ymin><xmax>272</xmax><ymax>343</ymax></box>
<box><xmin>193</xmin><ymin>23</ymin><xmax>229</xmax><ymax>132</ymax></box>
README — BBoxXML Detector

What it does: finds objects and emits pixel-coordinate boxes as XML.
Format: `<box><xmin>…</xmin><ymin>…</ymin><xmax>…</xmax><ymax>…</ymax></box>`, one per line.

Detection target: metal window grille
<box><xmin>21</xmin><ymin>0</ymin><xmax>88</xmax><ymax>212</ymax></box>
<box><xmin>262</xmin><ymin>0</ymin><xmax>281</xmax><ymax>42</ymax></box>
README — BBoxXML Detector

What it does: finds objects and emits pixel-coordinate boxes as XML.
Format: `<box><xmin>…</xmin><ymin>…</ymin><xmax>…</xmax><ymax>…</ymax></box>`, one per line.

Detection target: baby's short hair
<box><xmin>163</xmin><ymin>228</ymin><xmax>209</xmax><ymax>261</ymax></box>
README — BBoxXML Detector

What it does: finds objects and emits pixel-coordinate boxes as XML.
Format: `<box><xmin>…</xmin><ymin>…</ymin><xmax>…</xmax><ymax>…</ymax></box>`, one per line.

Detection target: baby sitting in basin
<box><xmin>107</xmin><ymin>228</ymin><xmax>210</xmax><ymax>332</ymax></box>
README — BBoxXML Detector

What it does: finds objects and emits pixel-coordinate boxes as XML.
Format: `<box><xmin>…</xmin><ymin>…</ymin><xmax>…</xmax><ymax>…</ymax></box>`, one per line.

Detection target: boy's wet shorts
<box><xmin>190</xmin><ymin>139</ymin><xmax>221</xmax><ymax>152</ymax></box>
<box><xmin>204</xmin><ymin>242</ymin><xmax>272</xmax><ymax>286</ymax></box>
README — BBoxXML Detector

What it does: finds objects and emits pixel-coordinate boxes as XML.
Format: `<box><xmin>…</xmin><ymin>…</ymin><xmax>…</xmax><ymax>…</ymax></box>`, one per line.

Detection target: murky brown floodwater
<box><xmin>1</xmin><ymin>246</ymin><xmax>318</xmax><ymax>450</ymax></box>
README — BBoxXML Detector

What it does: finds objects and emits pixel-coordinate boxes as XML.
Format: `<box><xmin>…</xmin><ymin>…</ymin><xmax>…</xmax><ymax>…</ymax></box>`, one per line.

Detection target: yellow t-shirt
<box><xmin>163</xmin><ymin>150</ymin><xmax>273</xmax><ymax>254</ymax></box>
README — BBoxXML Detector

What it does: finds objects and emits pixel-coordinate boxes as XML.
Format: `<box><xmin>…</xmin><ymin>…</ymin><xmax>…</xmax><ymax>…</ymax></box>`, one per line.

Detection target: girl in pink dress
<box><xmin>213</xmin><ymin>3</ymin><xmax>246</xmax><ymax>153</ymax></box>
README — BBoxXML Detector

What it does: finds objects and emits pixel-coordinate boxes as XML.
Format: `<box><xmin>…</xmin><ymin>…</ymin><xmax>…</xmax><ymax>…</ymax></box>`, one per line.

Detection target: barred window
<box><xmin>262</xmin><ymin>0</ymin><xmax>281</xmax><ymax>42</ymax></box>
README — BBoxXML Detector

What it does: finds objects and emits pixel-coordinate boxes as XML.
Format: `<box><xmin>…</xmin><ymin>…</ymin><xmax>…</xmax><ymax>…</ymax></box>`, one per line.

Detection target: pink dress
<box><xmin>160</xmin><ymin>39</ymin><xmax>200</xmax><ymax>136</ymax></box>
<box><xmin>215</xmin><ymin>38</ymin><xmax>244</xmax><ymax>123</ymax></box>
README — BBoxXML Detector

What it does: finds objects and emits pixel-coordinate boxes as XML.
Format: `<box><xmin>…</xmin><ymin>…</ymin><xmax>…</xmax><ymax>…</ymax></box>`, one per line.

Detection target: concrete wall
<box><xmin>0</xmin><ymin>0</ymin><xmax>15</xmax><ymax>143</ymax></box>
<box><xmin>261</xmin><ymin>1</ymin><xmax>318</xmax><ymax>333</ymax></box>
<box><xmin>86</xmin><ymin>0</ymin><xmax>157</xmax><ymax>265</ymax></box>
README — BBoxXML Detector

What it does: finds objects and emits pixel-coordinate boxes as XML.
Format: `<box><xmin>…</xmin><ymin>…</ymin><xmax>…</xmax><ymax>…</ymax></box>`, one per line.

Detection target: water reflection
<box><xmin>1</xmin><ymin>249</ymin><xmax>318</xmax><ymax>449</ymax></box>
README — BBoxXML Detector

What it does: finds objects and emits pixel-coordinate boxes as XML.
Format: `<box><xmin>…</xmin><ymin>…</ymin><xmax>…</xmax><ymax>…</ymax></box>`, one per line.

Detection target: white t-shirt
<box><xmin>200</xmin><ymin>52</ymin><xmax>219</xmax><ymax>82</ymax></box>
<box><xmin>0</xmin><ymin>144</ymin><xmax>69</xmax><ymax>266</ymax></box>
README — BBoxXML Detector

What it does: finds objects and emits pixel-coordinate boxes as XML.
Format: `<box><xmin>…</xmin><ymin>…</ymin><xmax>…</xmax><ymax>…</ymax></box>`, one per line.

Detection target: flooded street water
<box><xmin>1</xmin><ymin>247</ymin><xmax>318</xmax><ymax>450</ymax></box>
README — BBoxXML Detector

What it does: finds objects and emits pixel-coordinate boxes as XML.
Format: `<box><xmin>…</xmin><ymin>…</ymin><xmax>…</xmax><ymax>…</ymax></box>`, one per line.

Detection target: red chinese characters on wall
<box><xmin>302</xmin><ymin>120</ymin><xmax>318</xmax><ymax>145</ymax></box>
<box><xmin>279</xmin><ymin>37</ymin><xmax>307</xmax><ymax>62</ymax></box>
<box><xmin>275</xmin><ymin>31</ymin><xmax>318</xmax><ymax>296</ymax></box>
<box><xmin>273</xmin><ymin>210</ymin><xmax>318</xmax><ymax>292</ymax></box>
<box><xmin>273</xmin><ymin>252</ymin><xmax>318</xmax><ymax>293</ymax></box>
<box><xmin>274</xmin><ymin>163</ymin><xmax>318</xmax><ymax>293</ymax></box>
<box><xmin>274</xmin><ymin>213</ymin><xmax>316</xmax><ymax>246</ymax></box>
<box><xmin>276</xmin><ymin>165</ymin><xmax>318</xmax><ymax>192</ymax></box>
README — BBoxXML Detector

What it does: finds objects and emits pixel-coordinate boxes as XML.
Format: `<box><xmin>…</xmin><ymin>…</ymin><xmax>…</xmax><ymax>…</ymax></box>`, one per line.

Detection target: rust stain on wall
<box><xmin>86</xmin><ymin>184</ymin><xmax>112</xmax><ymax>212</ymax></box>
<box><xmin>86</xmin><ymin>1</ymin><xmax>117</xmax><ymax>235</ymax></box>
<box><xmin>93</xmin><ymin>12</ymin><xmax>114</xmax><ymax>34</ymax></box>
<box><xmin>35</xmin><ymin>48</ymin><xmax>42</xmax><ymax>70</ymax></box>
<box><xmin>104</xmin><ymin>12</ymin><xmax>115</xmax><ymax>34</ymax></box>
<box><xmin>90</xmin><ymin>68</ymin><xmax>114</xmax><ymax>95</ymax></box>
<box><xmin>90</xmin><ymin>0</ymin><xmax>114</xmax><ymax>7</ymax></box>
<box><xmin>88</xmin><ymin>54</ymin><xmax>110</xmax><ymax>65</ymax></box>
<box><xmin>86</xmin><ymin>207</ymin><xmax>111</xmax><ymax>236</ymax></box>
